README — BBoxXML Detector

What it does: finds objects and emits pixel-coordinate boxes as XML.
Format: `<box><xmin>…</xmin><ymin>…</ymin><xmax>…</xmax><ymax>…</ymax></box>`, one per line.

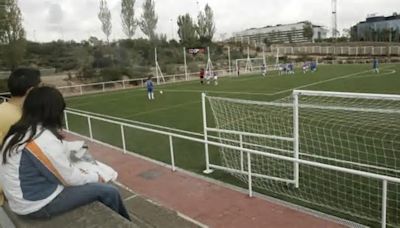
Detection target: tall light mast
<box><xmin>332</xmin><ymin>0</ymin><xmax>338</xmax><ymax>38</ymax></box>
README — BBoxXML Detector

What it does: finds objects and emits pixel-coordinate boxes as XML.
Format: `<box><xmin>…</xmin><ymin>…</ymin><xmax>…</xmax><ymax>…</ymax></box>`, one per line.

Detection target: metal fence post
<box><xmin>169</xmin><ymin>135</ymin><xmax>176</xmax><ymax>172</ymax></box>
<box><xmin>121</xmin><ymin>125</ymin><xmax>126</xmax><ymax>154</ymax></box>
<box><xmin>381</xmin><ymin>180</ymin><xmax>387</xmax><ymax>228</ymax></box>
<box><xmin>87</xmin><ymin>117</ymin><xmax>93</xmax><ymax>140</ymax></box>
<box><xmin>64</xmin><ymin>111</ymin><xmax>69</xmax><ymax>131</ymax></box>
<box><xmin>202</xmin><ymin>93</ymin><xmax>213</xmax><ymax>174</ymax></box>
<box><xmin>293</xmin><ymin>92</ymin><xmax>300</xmax><ymax>188</ymax></box>
<box><xmin>247</xmin><ymin>152</ymin><xmax>252</xmax><ymax>197</ymax></box>
<box><xmin>240</xmin><ymin>134</ymin><xmax>244</xmax><ymax>172</ymax></box>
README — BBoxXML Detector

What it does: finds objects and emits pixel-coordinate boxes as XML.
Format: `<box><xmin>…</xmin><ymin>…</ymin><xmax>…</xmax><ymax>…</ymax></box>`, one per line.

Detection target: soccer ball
<box><xmin>159</xmin><ymin>90</ymin><xmax>163</xmax><ymax>94</ymax></box>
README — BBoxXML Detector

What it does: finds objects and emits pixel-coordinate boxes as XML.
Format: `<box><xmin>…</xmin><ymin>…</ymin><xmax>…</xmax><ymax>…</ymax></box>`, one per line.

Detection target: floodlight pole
<box><xmin>183</xmin><ymin>47</ymin><xmax>188</xmax><ymax>80</ymax></box>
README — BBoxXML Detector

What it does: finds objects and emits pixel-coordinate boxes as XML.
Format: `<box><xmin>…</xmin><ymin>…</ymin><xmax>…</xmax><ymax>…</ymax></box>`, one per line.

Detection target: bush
<box><xmin>127</xmin><ymin>66</ymin><xmax>152</xmax><ymax>79</ymax></box>
<box><xmin>100</xmin><ymin>67</ymin><xmax>123</xmax><ymax>82</ymax></box>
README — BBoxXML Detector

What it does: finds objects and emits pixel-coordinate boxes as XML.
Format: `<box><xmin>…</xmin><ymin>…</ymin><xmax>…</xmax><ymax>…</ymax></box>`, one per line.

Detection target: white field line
<box><xmin>69</xmin><ymin>92</ymin><xmax>145</xmax><ymax>108</ymax></box>
<box><xmin>67</xmin><ymin>67</ymin><xmax>396</xmax><ymax>135</ymax></box>
<box><xmin>121</xmin><ymin>100</ymin><xmax>201</xmax><ymax>118</ymax></box>
<box><xmin>270</xmin><ymin>65</ymin><xmax>396</xmax><ymax>96</ymax></box>
<box><xmin>160</xmin><ymin>68</ymin><xmax>394</xmax><ymax>97</ymax></box>
<box><xmin>67</xmin><ymin>67</ymin><xmax>397</xmax><ymax>135</ymax></box>
<box><xmin>349</xmin><ymin>69</ymin><xmax>396</xmax><ymax>79</ymax></box>
<box><xmin>68</xmin><ymin>67</ymin><xmax>396</xmax><ymax>107</ymax></box>
<box><xmin>66</xmin><ymin>88</ymin><xmax>139</xmax><ymax>101</ymax></box>
<box><xmin>159</xmin><ymin>89</ymin><xmax>273</xmax><ymax>96</ymax></box>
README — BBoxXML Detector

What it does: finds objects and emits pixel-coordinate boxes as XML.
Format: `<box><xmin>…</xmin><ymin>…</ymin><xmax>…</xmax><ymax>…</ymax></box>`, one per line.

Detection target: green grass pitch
<box><xmin>66</xmin><ymin>64</ymin><xmax>400</xmax><ymax>227</ymax></box>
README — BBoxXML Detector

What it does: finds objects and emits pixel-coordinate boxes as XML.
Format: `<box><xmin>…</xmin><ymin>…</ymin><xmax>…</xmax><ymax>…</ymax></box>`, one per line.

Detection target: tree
<box><xmin>303</xmin><ymin>21</ymin><xmax>314</xmax><ymax>42</ymax></box>
<box><xmin>177</xmin><ymin>14</ymin><xmax>197</xmax><ymax>45</ymax></box>
<box><xmin>139</xmin><ymin>0</ymin><xmax>158</xmax><ymax>40</ymax></box>
<box><xmin>98</xmin><ymin>0</ymin><xmax>112</xmax><ymax>42</ymax></box>
<box><xmin>196</xmin><ymin>11</ymin><xmax>207</xmax><ymax>41</ymax></box>
<box><xmin>0</xmin><ymin>0</ymin><xmax>26</xmax><ymax>70</ymax></box>
<box><xmin>121</xmin><ymin>0</ymin><xmax>137</xmax><ymax>39</ymax></box>
<box><xmin>204</xmin><ymin>4</ymin><xmax>216</xmax><ymax>41</ymax></box>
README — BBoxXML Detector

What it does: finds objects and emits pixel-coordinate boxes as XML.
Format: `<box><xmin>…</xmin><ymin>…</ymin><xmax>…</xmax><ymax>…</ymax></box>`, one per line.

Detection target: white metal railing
<box><xmin>57</xmin><ymin>68</ymin><xmax>238</xmax><ymax>97</ymax></box>
<box><xmin>0</xmin><ymin>69</ymin><xmax>234</xmax><ymax>97</ymax></box>
<box><xmin>273</xmin><ymin>45</ymin><xmax>400</xmax><ymax>56</ymax></box>
<box><xmin>62</xmin><ymin>90</ymin><xmax>400</xmax><ymax>227</ymax></box>
<box><xmin>202</xmin><ymin>91</ymin><xmax>400</xmax><ymax>228</ymax></box>
<box><xmin>1</xmin><ymin>65</ymin><xmax>280</xmax><ymax>98</ymax></box>
<box><xmin>65</xmin><ymin>103</ymin><xmax>400</xmax><ymax>227</ymax></box>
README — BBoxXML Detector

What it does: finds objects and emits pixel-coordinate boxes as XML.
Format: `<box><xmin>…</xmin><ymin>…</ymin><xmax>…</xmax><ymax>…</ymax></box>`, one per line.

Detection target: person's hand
<box><xmin>97</xmin><ymin>173</ymin><xmax>105</xmax><ymax>183</ymax></box>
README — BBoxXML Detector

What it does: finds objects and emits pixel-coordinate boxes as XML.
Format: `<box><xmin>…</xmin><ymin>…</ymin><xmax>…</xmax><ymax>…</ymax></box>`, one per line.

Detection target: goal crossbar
<box><xmin>202</xmin><ymin>90</ymin><xmax>400</xmax><ymax>227</ymax></box>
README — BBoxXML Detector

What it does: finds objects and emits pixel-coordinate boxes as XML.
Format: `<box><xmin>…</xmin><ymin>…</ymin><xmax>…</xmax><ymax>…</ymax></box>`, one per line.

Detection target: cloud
<box><xmin>17</xmin><ymin>0</ymin><xmax>400</xmax><ymax>42</ymax></box>
<box><xmin>46</xmin><ymin>3</ymin><xmax>63</xmax><ymax>25</ymax></box>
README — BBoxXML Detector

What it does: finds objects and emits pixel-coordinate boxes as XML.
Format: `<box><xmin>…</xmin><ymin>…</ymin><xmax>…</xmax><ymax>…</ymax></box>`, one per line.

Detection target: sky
<box><xmin>18</xmin><ymin>0</ymin><xmax>400</xmax><ymax>42</ymax></box>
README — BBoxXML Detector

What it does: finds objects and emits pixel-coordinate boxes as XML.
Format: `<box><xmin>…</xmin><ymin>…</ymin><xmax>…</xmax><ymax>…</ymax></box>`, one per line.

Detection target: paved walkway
<box><xmin>66</xmin><ymin>133</ymin><xmax>348</xmax><ymax>228</ymax></box>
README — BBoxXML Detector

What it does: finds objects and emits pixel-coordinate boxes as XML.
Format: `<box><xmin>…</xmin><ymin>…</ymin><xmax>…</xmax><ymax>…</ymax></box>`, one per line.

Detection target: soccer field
<box><xmin>66</xmin><ymin>63</ymin><xmax>400</xmax><ymax>227</ymax></box>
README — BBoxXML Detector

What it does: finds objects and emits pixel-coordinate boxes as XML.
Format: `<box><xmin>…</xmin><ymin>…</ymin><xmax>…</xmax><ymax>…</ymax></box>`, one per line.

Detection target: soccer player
<box><xmin>199</xmin><ymin>68</ymin><xmax>205</xmax><ymax>84</ymax></box>
<box><xmin>261</xmin><ymin>64</ymin><xmax>267</xmax><ymax>77</ymax></box>
<box><xmin>302</xmin><ymin>62</ymin><xmax>309</xmax><ymax>74</ymax></box>
<box><xmin>206</xmin><ymin>70</ymin><xmax>211</xmax><ymax>85</ymax></box>
<box><xmin>213</xmin><ymin>71</ymin><xmax>218</xmax><ymax>86</ymax></box>
<box><xmin>146</xmin><ymin>76</ymin><xmax>155</xmax><ymax>100</ymax></box>
<box><xmin>373</xmin><ymin>57</ymin><xmax>380</xmax><ymax>73</ymax></box>
<box><xmin>288</xmin><ymin>63</ymin><xmax>294</xmax><ymax>75</ymax></box>
<box><xmin>310</xmin><ymin>61</ymin><xmax>317</xmax><ymax>72</ymax></box>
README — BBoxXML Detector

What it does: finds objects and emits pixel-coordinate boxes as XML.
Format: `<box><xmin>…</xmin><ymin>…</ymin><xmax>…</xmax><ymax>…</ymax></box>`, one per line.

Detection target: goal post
<box><xmin>202</xmin><ymin>90</ymin><xmax>400</xmax><ymax>227</ymax></box>
<box><xmin>235</xmin><ymin>58</ymin><xmax>266</xmax><ymax>76</ymax></box>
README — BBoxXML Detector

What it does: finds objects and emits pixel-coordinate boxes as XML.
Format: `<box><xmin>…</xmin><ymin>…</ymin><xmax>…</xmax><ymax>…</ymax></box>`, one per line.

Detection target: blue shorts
<box><xmin>147</xmin><ymin>88</ymin><xmax>153</xmax><ymax>93</ymax></box>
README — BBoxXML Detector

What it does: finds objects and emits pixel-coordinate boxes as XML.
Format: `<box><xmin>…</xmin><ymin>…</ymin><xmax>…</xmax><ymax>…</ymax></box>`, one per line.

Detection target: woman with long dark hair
<box><xmin>0</xmin><ymin>86</ymin><xmax>130</xmax><ymax>221</ymax></box>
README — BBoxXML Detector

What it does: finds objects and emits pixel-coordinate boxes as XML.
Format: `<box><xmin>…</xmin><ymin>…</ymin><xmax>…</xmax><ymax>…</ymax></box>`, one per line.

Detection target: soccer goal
<box><xmin>202</xmin><ymin>90</ymin><xmax>400</xmax><ymax>227</ymax></box>
<box><xmin>235</xmin><ymin>58</ymin><xmax>266</xmax><ymax>75</ymax></box>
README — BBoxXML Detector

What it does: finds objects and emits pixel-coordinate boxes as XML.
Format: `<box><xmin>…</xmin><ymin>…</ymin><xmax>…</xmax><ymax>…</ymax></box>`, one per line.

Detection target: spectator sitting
<box><xmin>0</xmin><ymin>86</ymin><xmax>131</xmax><ymax>221</ymax></box>
<box><xmin>0</xmin><ymin>68</ymin><xmax>42</xmax><ymax>207</ymax></box>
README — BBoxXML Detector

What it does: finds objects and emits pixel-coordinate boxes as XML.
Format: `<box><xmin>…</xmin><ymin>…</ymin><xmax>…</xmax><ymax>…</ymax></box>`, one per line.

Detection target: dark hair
<box><xmin>1</xmin><ymin>86</ymin><xmax>65</xmax><ymax>164</ymax></box>
<box><xmin>8</xmin><ymin>68</ymin><xmax>41</xmax><ymax>97</ymax></box>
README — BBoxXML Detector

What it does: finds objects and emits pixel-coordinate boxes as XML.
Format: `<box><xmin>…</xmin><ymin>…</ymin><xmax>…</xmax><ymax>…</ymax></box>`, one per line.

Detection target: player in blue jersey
<box><xmin>287</xmin><ymin>63</ymin><xmax>294</xmax><ymax>75</ymax></box>
<box><xmin>146</xmin><ymin>76</ymin><xmax>155</xmax><ymax>100</ymax></box>
<box><xmin>373</xmin><ymin>57</ymin><xmax>379</xmax><ymax>73</ymax></box>
<box><xmin>310</xmin><ymin>61</ymin><xmax>317</xmax><ymax>72</ymax></box>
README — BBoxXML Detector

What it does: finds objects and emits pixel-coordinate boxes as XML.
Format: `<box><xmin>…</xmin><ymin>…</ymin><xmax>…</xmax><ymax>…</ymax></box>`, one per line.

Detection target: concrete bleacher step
<box><xmin>117</xmin><ymin>183</ymin><xmax>202</xmax><ymax>228</ymax></box>
<box><xmin>1</xmin><ymin>183</ymin><xmax>203</xmax><ymax>228</ymax></box>
<box><xmin>2</xmin><ymin>201</ymin><xmax>134</xmax><ymax>228</ymax></box>
<box><xmin>126</xmin><ymin>197</ymin><xmax>201</xmax><ymax>228</ymax></box>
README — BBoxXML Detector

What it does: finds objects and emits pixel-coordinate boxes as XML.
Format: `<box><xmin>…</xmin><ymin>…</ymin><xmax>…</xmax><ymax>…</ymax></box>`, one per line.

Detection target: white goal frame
<box><xmin>202</xmin><ymin>90</ymin><xmax>400</xmax><ymax>227</ymax></box>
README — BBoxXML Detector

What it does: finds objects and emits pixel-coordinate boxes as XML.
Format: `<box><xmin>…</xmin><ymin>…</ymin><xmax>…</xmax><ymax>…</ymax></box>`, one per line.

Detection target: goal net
<box><xmin>205</xmin><ymin>90</ymin><xmax>400</xmax><ymax>226</ymax></box>
<box><xmin>235</xmin><ymin>58</ymin><xmax>265</xmax><ymax>75</ymax></box>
